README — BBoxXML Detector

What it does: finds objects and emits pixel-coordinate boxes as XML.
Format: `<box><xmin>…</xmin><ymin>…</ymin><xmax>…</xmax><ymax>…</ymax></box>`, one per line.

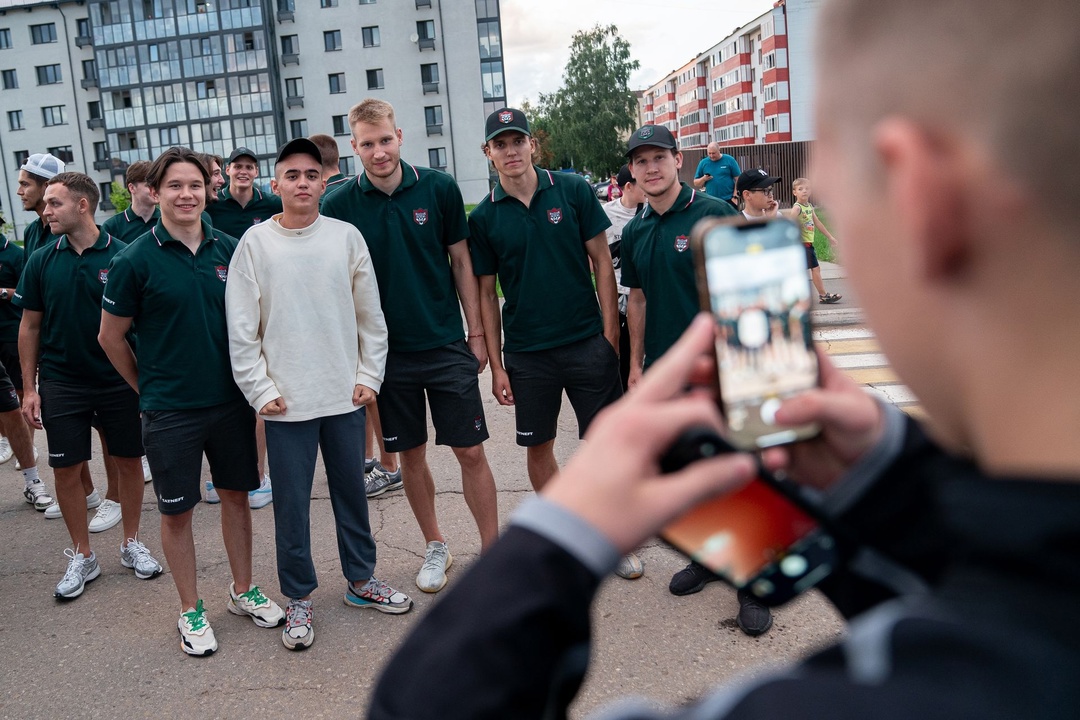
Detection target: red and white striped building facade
<box><xmin>638</xmin><ymin>0</ymin><xmax>816</xmax><ymax>149</ymax></box>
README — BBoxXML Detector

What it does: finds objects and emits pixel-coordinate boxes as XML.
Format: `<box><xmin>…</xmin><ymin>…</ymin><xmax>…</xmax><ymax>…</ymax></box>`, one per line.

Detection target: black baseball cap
<box><xmin>228</xmin><ymin>147</ymin><xmax>258</xmax><ymax>164</ymax></box>
<box><xmin>275</xmin><ymin>138</ymin><xmax>322</xmax><ymax>166</ymax></box>
<box><xmin>626</xmin><ymin>125</ymin><xmax>678</xmax><ymax>156</ymax></box>
<box><xmin>484</xmin><ymin>108</ymin><xmax>530</xmax><ymax>142</ymax></box>
<box><xmin>615</xmin><ymin>164</ymin><xmax>634</xmax><ymax>188</ymax></box>
<box><xmin>735</xmin><ymin>168</ymin><xmax>781</xmax><ymax>194</ymax></box>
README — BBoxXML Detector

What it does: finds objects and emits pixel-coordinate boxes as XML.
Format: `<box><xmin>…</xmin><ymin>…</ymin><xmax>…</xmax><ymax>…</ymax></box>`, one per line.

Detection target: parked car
<box><xmin>593</xmin><ymin>180</ymin><xmax>612</xmax><ymax>200</ymax></box>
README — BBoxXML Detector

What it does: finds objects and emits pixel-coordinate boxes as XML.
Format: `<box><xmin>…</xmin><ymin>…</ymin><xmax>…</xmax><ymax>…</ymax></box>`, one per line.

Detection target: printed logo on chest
<box><xmin>547</xmin><ymin>208</ymin><xmax>562</xmax><ymax>224</ymax></box>
<box><xmin>98</xmin><ymin>268</ymin><xmax>109</xmax><ymax>283</ymax></box>
<box><xmin>215</xmin><ymin>265</ymin><xmax>228</xmax><ymax>281</ymax></box>
<box><xmin>674</xmin><ymin>235</ymin><xmax>689</xmax><ymax>252</ymax></box>
<box><xmin>413</xmin><ymin>208</ymin><xmax>428</xmax><ymax>226</ymax></box>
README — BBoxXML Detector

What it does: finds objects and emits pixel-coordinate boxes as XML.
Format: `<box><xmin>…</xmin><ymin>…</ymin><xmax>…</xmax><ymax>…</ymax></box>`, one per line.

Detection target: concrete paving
<box><xmin>0</xmin><ymin>285</ymin><xmax>855</xmax><ymax>718</ymax></box>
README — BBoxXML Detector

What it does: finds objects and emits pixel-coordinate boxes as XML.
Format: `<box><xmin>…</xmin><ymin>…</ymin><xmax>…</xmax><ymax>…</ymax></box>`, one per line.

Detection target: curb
<box><xmin>810</xmin><ymin>307</ymin><xmax>864</xmax><ymax>327</ymax></box>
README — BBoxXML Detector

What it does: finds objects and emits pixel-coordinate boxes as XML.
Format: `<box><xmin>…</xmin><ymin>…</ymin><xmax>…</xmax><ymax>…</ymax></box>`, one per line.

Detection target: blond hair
<box><xmin>792</xmin><ymin>178</ymin><xmax>809</xmax><ymax>191</ymax></box>
<box><xmin>348</xmin><ymin>99</ymin><xmax>396</xmax><ymax>129</ymax></box>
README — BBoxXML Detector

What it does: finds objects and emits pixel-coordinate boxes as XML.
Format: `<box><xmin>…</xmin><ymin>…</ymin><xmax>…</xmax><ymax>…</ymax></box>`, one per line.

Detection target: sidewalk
<box><xmin>811</xmin><ymin>260</ymin><xmax>864</xmax><ymax>327</ymax></box>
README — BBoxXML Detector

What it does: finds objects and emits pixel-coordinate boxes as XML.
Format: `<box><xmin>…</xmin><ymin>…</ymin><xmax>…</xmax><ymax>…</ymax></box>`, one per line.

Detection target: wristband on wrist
<box><xmin>468</xmin><ymin>332</ymin><xmax>484</xmax><ymax>338</ymax></box>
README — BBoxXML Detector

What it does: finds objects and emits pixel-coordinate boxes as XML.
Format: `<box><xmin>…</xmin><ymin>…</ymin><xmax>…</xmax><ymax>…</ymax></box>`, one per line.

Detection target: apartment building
<box><xmin>0</xmin><ymin>0</ymin><xmax>504</xmax><ymax>238</ymax></box>
<box><xmin>638</xmin><ymin>0</ymin><xmax>814</xmax><ymax>149</ymax></box>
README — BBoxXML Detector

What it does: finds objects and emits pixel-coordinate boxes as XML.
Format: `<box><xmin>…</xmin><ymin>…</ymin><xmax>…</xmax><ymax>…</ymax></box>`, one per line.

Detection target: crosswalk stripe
<box><xmin>815</xmin><ymin>324</ymin><xmax>922</xmax><ymax>413</ymax></box>
<box><xmin>828</xmin><ymin>353</ymin><xmax>890</xmax><ymax>369</ymax></box>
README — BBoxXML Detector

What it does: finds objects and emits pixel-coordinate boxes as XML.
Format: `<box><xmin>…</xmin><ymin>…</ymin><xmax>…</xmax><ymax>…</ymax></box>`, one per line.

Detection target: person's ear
<box><xmin>874</xmin><ymin>118</ymin><xmax>970</xmax><ymax>281</ymax></box>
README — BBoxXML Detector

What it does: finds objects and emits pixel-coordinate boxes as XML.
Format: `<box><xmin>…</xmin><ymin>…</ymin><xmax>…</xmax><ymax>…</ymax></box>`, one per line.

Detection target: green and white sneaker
<box><xmin>178</xmin><ymin>600</ymin><xmax>217</xmax><ymax>656</ymax></box>
<box><xmin>227</xmin><ymin>583</ymin><xmax>284</xmax><ymax>627</ymax></box>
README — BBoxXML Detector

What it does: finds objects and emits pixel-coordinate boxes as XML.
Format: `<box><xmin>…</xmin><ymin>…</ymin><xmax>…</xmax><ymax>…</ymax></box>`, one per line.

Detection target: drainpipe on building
<box><xmin>436</xmin><ymin>0</ymin><xmax>458</xmax><ymax>177</ymax></box>
<box><xmin>56</xmin><ymin>6</ymin><xmax>92</xmax><ymax>174</ymax></box>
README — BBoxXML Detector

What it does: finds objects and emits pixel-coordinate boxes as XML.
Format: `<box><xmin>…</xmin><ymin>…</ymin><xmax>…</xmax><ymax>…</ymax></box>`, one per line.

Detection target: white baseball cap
<box><xmin>20</xmin><ymin>153</ymin><xmax>66</xmax><ymax>180</ymax></box>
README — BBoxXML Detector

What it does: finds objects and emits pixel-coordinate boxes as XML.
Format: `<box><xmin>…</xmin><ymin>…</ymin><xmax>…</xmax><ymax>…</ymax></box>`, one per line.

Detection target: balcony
<box><xmin>75</xmin><ymin>35</ymin><xmax>92</xmax><ymax>48</ymax></box>
<box><xmin>426</xmin><ymin>123</ymin><xmax>442</xmax><ymax>136</ymax></box>
<box><xmin>277</xmin><ymin>9</ymin><xmax>294</xmax><ymax>22</ymax></box>
<box><xmin>87</xmin><ymin>117</ymin><xmax>105</xmax><ymax>130</ymax></box>
<box><xmin>422</xmin><ymin>81</ymin><xmax>439</xmax><ymax>94</ymax></box>
<box><xmin>93</xmin><ymin>159</ymin><xmax>111</xmax><ymax>171</ymax></box>
<box><xmin>418</xmin><ymin>37</ymin><xmax>435</xmax><ymax>50</ymax></box>
<box><xmin>286</xmin><ymin>96</ymin><xmax>304</xmax><ymax>109</ymax></box>
<box><xmin>81</xmin><ymin>77</ymin><xmax>99</xmax><ymax>89</ymax></box>
<box><xmin>282</xmin><ymin>52</ymin><xmax>299</xmax><ymax>66</ymax></box>
<box><xmin>416</xmin><ymin>0</ymin><xmax>432</xmax><ymax>7</ymax></box>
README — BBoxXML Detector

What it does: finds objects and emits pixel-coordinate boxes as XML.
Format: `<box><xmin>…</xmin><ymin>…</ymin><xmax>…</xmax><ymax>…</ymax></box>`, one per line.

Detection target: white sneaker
<box><xmin>248</xmin><ymin>475</ymin><xmax>272</xmax><ymax>509</ymax></box>
<box><xmin>43</xmin><ymin>489</ymin><xmax>102</xmax><ymax>520</ymax></box>
<box><xmin>15</xmin><ymin>447</ymin><xmax>39</xmax><ymax>471</ymax></box>
<box><xmin>120</xmin><ymin>536</ymin><xmax>163</xmax><ymax>579</ymax></box>
<box><xmin>178</xmin><ymin>600</ymin><xmax>217</xmax><ymax>656</ymax></box>
<box><xmin>142</xmin><ymin>456</ymin><xmax>152</xmax><ymax>483</ymax></box>
<box><xmin>23</xmin><ymin>479</ymin><xmax>53</xmax><ymax>511</ymax></box>
<box><xmin>0</xmin><ymin>436</ymin><xmax>12</xmax><ymax>464</ymax></box>
<box><xmin>227</xmin><ymin>582</ymin><xmax>284</xmax><ymax>627</ymax></box>
<box><xmin>416</xmin><ymin>540</ymin><xmax>453</xmax><ymax>593</ymax></box>
<box><xmin>205</xmin><ymin>482</ymin><xmax>220</xmax><ymax>504</ymax></box>
<box><xmin>88</xmin><ymin>499</ymin><xmax>122</xmax><ymax>533</ymax></box>
<box><xmin>54</xmin><ymin>548</ymin><xmax>100</xmax><ymax>599</ymax></box>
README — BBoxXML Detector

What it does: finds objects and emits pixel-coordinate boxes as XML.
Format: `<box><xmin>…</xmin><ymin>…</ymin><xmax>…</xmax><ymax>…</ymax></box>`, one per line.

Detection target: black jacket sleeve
<box><xmin>368</xmin><ymin>525</ymin><xmax>602</xmax><ymax>720</ymax></box>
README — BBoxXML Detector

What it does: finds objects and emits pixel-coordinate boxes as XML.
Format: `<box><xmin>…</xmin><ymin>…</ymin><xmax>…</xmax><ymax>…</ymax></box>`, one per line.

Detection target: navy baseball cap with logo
<box><xmin>485</xmin><ymin>108</ymin><xmax>530</xmax><ymax>142</ymax></box>
<box><xmin>275</xmin><ymin>137</ymin><xmax>322</xmax><ymax>166</ymax></box>
<box><xmin>735</xmin><ymin>168</ymin><xmax>781</xmax><ymax>194</ymax></box>
<box><xmin>228</xmin><ymin>146</ymin><xmax>258</xmax><ymax>164</ymax></box>
<box><xmin>626</xmin><ymin>125</ymin><xmax>678</xmax><ymax>156</ymax></box>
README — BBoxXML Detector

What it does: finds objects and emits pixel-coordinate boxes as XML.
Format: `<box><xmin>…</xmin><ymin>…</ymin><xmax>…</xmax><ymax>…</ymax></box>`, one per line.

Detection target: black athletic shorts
<box><xmin>0</xmin><ymin>361</ymin><xmax>18</xmax><ymax>413</ymax></box>
<box><xmin>39</xmin><ymin>379</ymin><xmax>143</xmax><ymax>468</ymax></box>
<box><xmin>143</xmin><ymin>398</ymin><xmax>259</xmax><ymax>515</ymax></box>
<box><xmin>377</xmin><ymin>339</ymin><xmax>489</xmax><ymax>453</ymax></box>
<box><xmin>503</xmin><ymin>333</ymin><xmax>622</xmax><ymax>447</ymax></box>
<box><xmin>804</xmin><ymin>243</ymin><xmax>820</xmax><ymax>270</ymax></box>
<box><xmin>0</xmin><ymin>342</ymin><xmax>21</xmax><ymax>392</ymax></box>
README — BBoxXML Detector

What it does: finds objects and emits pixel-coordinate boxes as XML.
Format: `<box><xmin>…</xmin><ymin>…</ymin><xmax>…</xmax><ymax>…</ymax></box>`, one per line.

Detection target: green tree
<box><xmin>545</xmin><ymin>25</ymin><xmax>640</xmax><ymax>177</ymax></box>
<box><xmin>110</xmin><ymin>180</ymin><xmax>131</xmax><ymax>213</ymax></box>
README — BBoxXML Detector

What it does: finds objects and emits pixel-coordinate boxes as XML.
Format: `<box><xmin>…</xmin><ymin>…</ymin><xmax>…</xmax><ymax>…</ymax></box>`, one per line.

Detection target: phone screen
<box><xmin>663</xmin><ymin>477</ymin><xmax>822</xmax><ymax>587</ymax></box>
<box><xmin>703</xmin><ymin>221</ymin><xmax>819</xmax><ymax>449</ymax></box>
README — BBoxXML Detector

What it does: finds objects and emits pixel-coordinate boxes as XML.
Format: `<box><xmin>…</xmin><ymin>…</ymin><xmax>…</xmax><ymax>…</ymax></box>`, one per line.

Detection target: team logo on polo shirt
<box><xmin>547</xmin><ymin>208</ymin><xmax>563</xmax><ymax>224</ymax></box>
<box><xmin>498</xmin><ymin>110</ymin><xmax>514</xmax><ymax>124</ymax></box>
<box><xmin>413</xmin><ymin>209</ymin><xmax>428</xmax><ymax>226</ymax></box>
<box><xmin>215</xmin><ymin>265</ymin><xmax>228</xmax><ymax>281</ymax></box>
<box><xmin>98</xmin><ymin>268</ymin><xmax>109</xmax><ymax>283</ymax></box>
<box><xmin>674</xmin><ymin>235</ymin><xmax>689</xmax><ymax>252</ymax></box>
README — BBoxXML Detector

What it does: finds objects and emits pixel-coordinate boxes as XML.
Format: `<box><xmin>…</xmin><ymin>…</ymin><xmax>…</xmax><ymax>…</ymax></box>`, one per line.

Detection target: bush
<box><xmin>110</xmin><ymin>181</ymin><xmax>131</xmax><ymax>213</ymax></box>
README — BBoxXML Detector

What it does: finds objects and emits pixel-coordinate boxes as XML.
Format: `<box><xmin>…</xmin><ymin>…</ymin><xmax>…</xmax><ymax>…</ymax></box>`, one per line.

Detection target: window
<box><xmin>7</xmin><ymin>110</ymin><xmax>23</xmax><ymax>131</ymax></box>
<box><xmin>763</xmin><ymin>52</ymin><xmax>776</xmax><ymax>70</ymax></box>
<box><xmin>99</xmin><ymin>182</ymin><xmax>114</xmax><ymax>209</ymax></box>
<box><xmin>289</xmin><ymin>119</ymin><xmax>308</xmax><ymax>139</ymax></box>
<box><xmin>417</xmin><ymin>20</ymin><xmax>435</xmax><ymax>40</ymax></box>
<box><xmin>359</xmin><ymin>0</ymin><xmax>376</xmax><ymax>4</ymax></box>
<box><xmin>0</xmin><ymin>29</ymin><xmax>11</xmax><ymax>50</ymax></box>
<box><xmin>477</xmin><ymin>20</ymin><xmax>501</xmax><ymax>59</ymax></box>
<box><xmin>480</xmin><ymin>60</ymin><xmax>503</xmax><ymax>100</ymax></box>
<box><xmin>332</xmin><ymin>114</ymin><xmax>348</xmax><ymax>136</ymax></box>
<box><xmin>328</xmin><ymin>73</ymin><xmax>345</xmax><ymax>94</ymax></box>
<box><xmin>76</xmin><ymin>18</ymin><xmax>91</xmax><ymax>38</ymax></box>
<box><xmin>366</xmin><ymin>68</ymin><xmax>384</xmax><ymax>89</ymax></box>
<box><xmin>36</xmin><ymin>64</ymin><xmax>62</xmax><ymax>85</ymax></box>
<box><xmin>281</xmin><ymin>35</ymin><xmax>298</xmax><ymax>54</ymax></box>
<box><xmin>324</xmin><ymin>30</ymin><xmax>342</xmax><ymax>52</ymax></box>
<box><xmin>117</xmin><ymin>131</ymin><xmax>139</xmax><ymax>150</ymax></box>
<box><xmin>763</xmin><ymin>83</ymin><xmax>777</xmax><ymax>102</ymax></box>
<box><xmin>42</xmin><ymin>105</ymin><xmax>67</xmax><ymax>126</ymax></box>
<box><xmin>428</xmin><ymin>147</ymin><xmax>446</xmax><ymax>169</ymax></box>
<box><xmin>47</xmin><ymin>145</ymin><xmax>74</xmax><ymax>164</ymax></box>
<box><xmin>339</xmin><ymin>156</ymin><xmax>353</xmax><ymax>175</ymax></box>
<box><xmin>94</xmin><ymin>141</ymin><xmax>109</xmax><ymax>161</ymax></box>
<box><xmin>475</xmin><ymin>0</ymin><xmax>499</xmax><ymax>18</ymax></box>
<box><xmin>111</xmin><ymin>89</ymin><xmax>133</xmax><ymax>108</ymax></box>
<box><xmin>285</xmin><ymin>77</ymin><xmax>303</xmax><ymax>97</ymax></box>
<box><xmin>420</xmin><ymin>63</ymin><xmax>439</xmax><ymax>86</ymax></box>
<box><xmin>424</xmin><ymin>105</ymin><xmax>443</xmax><ymax>127</ymax></box>
<box><xmin>88</xmin><ymin>101</ymin><xmax>102</xmax><ymax>119</ymax></box>
<box><xmin>82</xmin><ymin>59</ymin><xmax>97</xmax><ymax>80</ymax></box>
<box><xmin>159</xmin><ymin>127</ymin><xmax>180</xmax><ymax>145</ymax></box>
<box><xmin>30</xmin><ymin>23</ymin><xmax>57</xmax><ymax>45</ymax></box>
<box><xmin>1</xmin><ymin>69</ymin><xmax>16</xmax><ymax>89</ymax></box>
<box><xmin>199</xmin><ymin>121</ymin><xmax>223</xmax><ymax>140</ymax></box>
<box><xmin>14</xmin><ymin>150</ymin><xmax>29</xmax><ymax>168</ymax></box>
<box><xmin>362</xmin><ymin>26</ymin><xmax>380</xmax><ymax>47</ymax></box>
<box><xmin>320</xmin><ymin>0</ymin><xmax>338</xmax><ymax>6</ymax></box>
<box><xmin>195</xmin><ymin>79</ymin><xmax>218</xmax><ymax>98</ymax></box>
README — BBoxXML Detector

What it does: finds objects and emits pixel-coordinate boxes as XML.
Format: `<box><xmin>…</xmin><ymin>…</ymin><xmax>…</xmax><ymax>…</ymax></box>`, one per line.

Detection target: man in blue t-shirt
<box><xmin>693</xmin><ymin>142</ymin><xmax>741</xmax><ymax>205</ymax></box>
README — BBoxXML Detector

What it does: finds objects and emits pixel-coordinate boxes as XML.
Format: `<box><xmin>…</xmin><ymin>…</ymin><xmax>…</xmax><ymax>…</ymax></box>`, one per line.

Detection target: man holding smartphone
<box><xmin>693</xmin><ymin>143</ymin><xmax>741</xmax><ymax>205</ymax></box>
<box><xmin>369</xmin><ymin>0</ymin><xmax>1080</xmax><ymax>717</ymax></box>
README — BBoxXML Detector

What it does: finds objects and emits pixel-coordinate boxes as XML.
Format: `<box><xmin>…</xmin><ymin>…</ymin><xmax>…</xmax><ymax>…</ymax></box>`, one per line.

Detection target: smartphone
<box><xmin>691</xmin><ymin>217</ymin><xmax>821</xmax><ymax>451</ymax></box>
<box><xmin>660</xmin><ymin>428</ymin><xmax>837</xmax><ymax>606</ymax></box>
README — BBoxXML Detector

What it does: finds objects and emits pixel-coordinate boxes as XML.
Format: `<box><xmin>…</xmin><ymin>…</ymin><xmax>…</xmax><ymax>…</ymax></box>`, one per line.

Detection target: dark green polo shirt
<box><xmin>101</xmin><ymin>206</ymin><xmax>161</xmax><ymax>245</ymax></box>
<box><xmin>102</xmin><ymin>220</ymin><xmax>244</xmax><ymax>411</ymax></box>
<box><xmin>468</xmin><ymin>167</ymin><xmax>612</xmax><ymax>353</ymax></box>
<box><xmin>323</xmin><ymin>161</ymin><xmax>469</xmax><ymax>352</ymax></box>
<box><xmin>320</xmin><ymin>172</ymin><xmax>352</xmax><ymax>209</ymax></box>
<box><xmin>204</xmin><ymin>185</ymin><xmax>282</xmax><ymax>240</ymax></box>
<box><xmin>21</xmin><ymin>215</ymin><xmax>60</xmax><ymax>259</ymax></box>
<box><xmin>13</xmin><ymin>231</ymin><xmax>128</xmax><ymax>386</ymax></box>
<box><xmin>0</xmin><ymin>235</ymin><xmax>25</xmax><ymax>343</ymax></box>
<box><xmin>621</xmin><ymin>183</ymin><xmax>737</xmax><ymax>367</ymax></box>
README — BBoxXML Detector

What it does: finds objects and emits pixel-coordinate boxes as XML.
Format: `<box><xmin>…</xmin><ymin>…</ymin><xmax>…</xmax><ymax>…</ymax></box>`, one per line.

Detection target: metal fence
<box><xmin>679</xmin><ymin>141</ymin><xmax>813</xmax><ymax>208</ymax></box>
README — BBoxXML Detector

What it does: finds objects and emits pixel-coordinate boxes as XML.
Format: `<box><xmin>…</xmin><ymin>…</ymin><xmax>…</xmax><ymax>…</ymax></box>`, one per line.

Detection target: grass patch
<box><xmin>812</xmin><ymin>207</ymin><xmax>838</xmax><ymax>264</ymax></box>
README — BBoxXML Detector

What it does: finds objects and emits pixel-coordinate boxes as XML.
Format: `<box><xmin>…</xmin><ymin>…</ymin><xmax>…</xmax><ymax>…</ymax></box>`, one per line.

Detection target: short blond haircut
<box><xmin>348</xmin><ymin>99</ymin><xmax>395</xmax><ymax>130</ymax></box>
<box><xmin>792</xmin><ymin>178</ymin><xmax>809</xmax><ymax>191</ymax></box>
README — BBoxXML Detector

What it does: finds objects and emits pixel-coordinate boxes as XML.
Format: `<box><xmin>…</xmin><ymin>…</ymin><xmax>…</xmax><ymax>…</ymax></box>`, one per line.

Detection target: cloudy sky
<box><xmin>500</xmin><ymin>0</ymin><xmax>778</xmax><ymax>106</ymax></box>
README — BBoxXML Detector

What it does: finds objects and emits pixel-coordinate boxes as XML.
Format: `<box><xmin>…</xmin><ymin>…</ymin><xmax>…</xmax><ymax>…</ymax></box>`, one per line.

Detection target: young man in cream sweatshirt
<box><xmin>225</xmin><ymin>138</ymin><xmax>413</xmax><ymax>651</ymax></box>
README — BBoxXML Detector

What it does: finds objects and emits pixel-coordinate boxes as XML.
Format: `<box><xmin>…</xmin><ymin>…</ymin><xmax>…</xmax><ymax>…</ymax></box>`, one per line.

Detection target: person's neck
<box><xmin>33</xmin><ymin>203</ymin><xmax>46</xmax><ymax>220</ymax></box>
<box><xmin>500</xmin><ymin>165</ymin><xmax>539</xmax><ymax>207</ymax></box>
<box><xmin>646</xmin><ymin>181</ymin><xmax>683</xmax><ymax>216</ymax></box>
<box><xmin>230</xmin><ymin>184</ymin><xmax>254</xmax><ymax>207</ymax></box>
<box><xmin>619</xmin><ymin>194</ymin><xmax>637</xmax><ymax>210</ymax></box>
<box><xmin>743</xmin><ymin>206</ymin><xmax>766</xmax><ymax>218</ymax></box>
<box><xmin>66</xmin><ymin>221</ymin><xmax>100</xmax><ymax>253</ymax></box>
<box><xmin>162</xmin><ymin>217</ymin><xmax>204</xmax><ymax>252</ymax></box>
<box><xmin>131</xmin><ymin>198</ymin><xmax>156</xmax><ymax>222</ymax></box>
<box><xmin>368</xmin><ymin>162</ymin><xmax>403</xmax><ymax>196</ymax></box>
<box><xmin>277</xmin><ymin>209</ymin><xmax>319</xmax><ymax>230</ymax></box>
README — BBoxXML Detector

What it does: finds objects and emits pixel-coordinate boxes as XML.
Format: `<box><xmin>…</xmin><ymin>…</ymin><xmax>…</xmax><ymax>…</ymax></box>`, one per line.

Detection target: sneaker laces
<box><xmin>358</xmin><ymin>577</ymin><xmax>393</xmax><ymax>599</ymax></box>
<box><xmin>286</xmin><ymin>600</ymin><xmax>313</xmax><ymax>629</ymax></box>
<box><xmin>26</xmin><ymin>481</ymin><xmax>48</xmax><ymax>498</ymax></box>
<box><xmin>60</xmin><ymin>547</ymin><xmax>85</xmax><ymax>585</ymax></box>
<box><xmin>421</xmin><ymin>543</ymin><xmax>449</xmax><ymax>572</ymax></box>
<box><xmin>239</xmin><ymin>585</ymin><xmax>270</xmax><ymax>608</ymax></box>
<box><xmin>182</xmin><ymin>600</ymin><xmax>209</xmax><ymax>632</ymax></box>
<box><xmin>124</xmin><ymin>537</ymin><xmax>152</xmax><ymax>564</ymax></box>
